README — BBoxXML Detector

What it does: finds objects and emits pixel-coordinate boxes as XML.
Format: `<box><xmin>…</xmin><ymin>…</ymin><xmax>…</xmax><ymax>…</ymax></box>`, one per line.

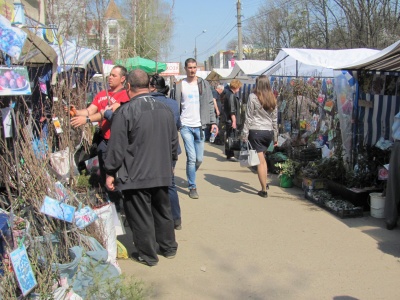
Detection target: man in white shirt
<box><xmin>172</xmin><ymin>58</ymin><xmax>218</xmax><ymax>199</ymax></box>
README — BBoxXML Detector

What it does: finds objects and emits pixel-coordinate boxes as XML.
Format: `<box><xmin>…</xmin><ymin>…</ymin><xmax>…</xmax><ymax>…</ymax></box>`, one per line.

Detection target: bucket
<box><xmin>369</xmin><ymin>193</ymin><xmax>385</xmax><ymax>218</ymax></box>
<box><xmin>279</xmin><ymin>174</ymin><xmax>293</xmax><ymax>188</ymax></box>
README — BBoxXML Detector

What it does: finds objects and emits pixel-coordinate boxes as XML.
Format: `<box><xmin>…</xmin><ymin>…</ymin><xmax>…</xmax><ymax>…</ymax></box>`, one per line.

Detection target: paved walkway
<box><xmin>119</xmin><ymin>141</ymin><xmax>400</xmax><ymax>300</ymax></box>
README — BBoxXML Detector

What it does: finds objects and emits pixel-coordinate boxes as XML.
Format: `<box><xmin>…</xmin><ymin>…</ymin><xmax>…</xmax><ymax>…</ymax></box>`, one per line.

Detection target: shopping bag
<box><xmin>227</xmin><ymin>129</ymin><xmax>241</xmax><ymax>151</ymax></box>
<box><xmin>239</xmin><ymin>142</ymin><xmax>260</xmax><ymax>167</ymax></box>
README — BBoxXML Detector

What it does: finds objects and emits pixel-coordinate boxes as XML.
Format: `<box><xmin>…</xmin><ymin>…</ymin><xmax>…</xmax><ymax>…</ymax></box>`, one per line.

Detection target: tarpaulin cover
<box><xmin>252</xmin><ymin>48</ymin><xmax>380</xmax><ymax>78</ymax></box>
<box><xmin>338</xmin><ymin>40</ymin><xmax>400</xmax><ymax>72</ymax></box>
<box><xmin>115</xmin><ymin>56</ymin><xmax>167</xmax><ymax>73</ymax></box>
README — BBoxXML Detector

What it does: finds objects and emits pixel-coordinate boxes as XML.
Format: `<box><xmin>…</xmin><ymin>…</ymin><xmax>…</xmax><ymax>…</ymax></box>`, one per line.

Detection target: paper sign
<box><xmin>324</xmin><ymin>100</ymin><xmax>334</xmax><ymax>112</ymax></box>
<box><xmin>277</xmin><ymin>135</ymin><xmax>287</xmax><ymax>147</ymax></box>
<box><xmin>0</xmin><ymin>15</ymin><xmax>27</xmax><ymax>59</ymax></box>
<box><xmin>1</xmin><ymin>107</ymin><xmax>12</xmax><ymax>137</ymax></box>
<box><xmin>74</xmin><ymin>206</ymin><xmax>98</xmax><ymax>229</ymax></box>
<box><xmin>85</xmin><ymin>156</ymin><xmax>100</xmax><ymax>176</ymax></box>
<box><xmin>9</xmin><ymin>245</ymin><xmax>37</xmax><ymax>296</ymax></box>
<box><xmin>40</xmin><ymin>196</ymin><xmax>76</xmax><ymax>223</ymax></box>
<box><xmin>328</xmin><ymin>129</ymin><xmax>336</xmax><ymax>141</ymax></box>
<box><xmin>54</xmin><ymin>181</ymin><xmax>69</xmax><ymax>202</ymax></box>
<box><xmin>52</xmin><ymin>117</ymin><xmax>63</xmax><ymax>134</ymax></box>
<box><xmin>378</xmin><ymin>166</ymin><xmax>388</xmax><ymax>180</ymax></box>
<box><xmin>0</xmin><ymin>66</ymin><xmax>31</xmax><ymax>96</ymax></box>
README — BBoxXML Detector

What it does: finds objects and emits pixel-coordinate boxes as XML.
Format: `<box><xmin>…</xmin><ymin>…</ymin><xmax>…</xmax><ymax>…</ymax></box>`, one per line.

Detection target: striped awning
<box><xmin>50</xmin><ymin>41</ymin><xmax>103</xmax><ymax>74</ymax></box>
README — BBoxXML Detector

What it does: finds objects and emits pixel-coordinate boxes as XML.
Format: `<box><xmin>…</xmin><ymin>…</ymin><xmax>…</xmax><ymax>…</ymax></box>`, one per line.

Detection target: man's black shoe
<box><xmin>130</xmin><ymin>252</ymin><xmax>157</xmax><ymax>266</ymax></box>
<box><xmin>386</xmin><ymin>222</ymin><xmax>397</xmax><ymax>230</ymax></box>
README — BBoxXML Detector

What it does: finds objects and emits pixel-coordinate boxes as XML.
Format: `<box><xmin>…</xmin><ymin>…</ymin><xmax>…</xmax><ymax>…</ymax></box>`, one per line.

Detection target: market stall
<box><xmin>339</xmin><ymin>40</ymin><xmax>400</xmax><ymax>147</ymax></box>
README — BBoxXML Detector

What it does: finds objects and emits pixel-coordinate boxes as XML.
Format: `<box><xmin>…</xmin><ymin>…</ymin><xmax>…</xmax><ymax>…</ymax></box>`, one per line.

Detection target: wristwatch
<box><xmin>86</xmin><ymin>116</ymin><xmax>90</xmax><ymax>124</ymax></box>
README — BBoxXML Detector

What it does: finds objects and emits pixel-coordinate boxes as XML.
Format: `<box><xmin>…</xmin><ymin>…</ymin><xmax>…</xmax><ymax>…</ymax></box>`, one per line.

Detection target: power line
<box><xmin>196</xmin><ymin>24</ymin><xmax>237</xmax><ymax>58</ymax></box>
<box><xmin>197</xmin><ymin>0</ymin><xmax>305</xmax><ymax>61</ymax></box>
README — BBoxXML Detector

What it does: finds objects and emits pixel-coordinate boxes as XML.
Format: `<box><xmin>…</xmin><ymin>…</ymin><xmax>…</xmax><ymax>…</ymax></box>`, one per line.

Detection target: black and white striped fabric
<box><xmin>50</xmin><ymin>41</ymin><xmax>103</xmax><ymax>74</ymax></box>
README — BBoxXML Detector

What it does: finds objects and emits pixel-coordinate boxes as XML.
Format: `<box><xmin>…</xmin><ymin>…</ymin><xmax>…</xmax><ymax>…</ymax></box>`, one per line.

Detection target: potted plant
<box><xmin>275</xmin><ymin>159</ymin><xmax>299</xmax><ymax>188</ymax></box>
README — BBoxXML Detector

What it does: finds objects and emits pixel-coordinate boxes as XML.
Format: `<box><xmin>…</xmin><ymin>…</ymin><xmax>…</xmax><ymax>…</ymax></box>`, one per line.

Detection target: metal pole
<box><xmin>195</xmin><ymin>30</ymin><xmax>206</xmax><ymax>61</ymax></box>
<box><xmin>195</xmin><ymin>39</ymin><xmax>197</xmax><ymax>61</ymax></box>
<box><xmin>237</xmin><ymin>0</ymin><xmax>243</xmax><ymax>60</ymax></box>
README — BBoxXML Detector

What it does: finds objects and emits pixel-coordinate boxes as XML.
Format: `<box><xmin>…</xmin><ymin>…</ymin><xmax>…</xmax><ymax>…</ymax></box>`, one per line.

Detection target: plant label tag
<box><xmin>52</xmin><ymin>117</ymin><xmax>63</xmax><ymax>134</ymax></box>
<box><xmin>40</xmin><ymin>196</ymin><xmax>76</xmax><ymax>223</ymax></box>
<box><xmin>10</xmin><ymin>244</ymin><xmax>37</xmax><ymax>296</ymax></box>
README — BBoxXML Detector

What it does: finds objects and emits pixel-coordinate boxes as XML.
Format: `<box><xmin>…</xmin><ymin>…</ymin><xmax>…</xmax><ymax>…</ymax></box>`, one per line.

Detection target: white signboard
<box><xmin>160</xmin><ymin>62</ymin><xmax>180</xmax><ymax>76</ymax></box>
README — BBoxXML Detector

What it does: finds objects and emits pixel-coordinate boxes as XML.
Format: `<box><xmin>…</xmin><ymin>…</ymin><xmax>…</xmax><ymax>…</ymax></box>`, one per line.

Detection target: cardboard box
<box><xmin>303</xmin><ymin>177</ymin><xmax>327</xmax><ymax>190</ymax></box>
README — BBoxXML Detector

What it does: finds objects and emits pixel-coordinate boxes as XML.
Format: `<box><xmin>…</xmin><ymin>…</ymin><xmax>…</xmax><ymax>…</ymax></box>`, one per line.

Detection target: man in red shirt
<box><xmin>70</xmin><ymin>65</ymin><xmax>129</xmax><ymax>208</ymax></box>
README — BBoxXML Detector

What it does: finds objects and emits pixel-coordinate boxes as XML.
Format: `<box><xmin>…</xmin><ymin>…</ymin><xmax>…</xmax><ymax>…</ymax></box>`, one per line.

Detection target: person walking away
<box><xmin>384</xmin><ymin>111</ymin><xmax>400</xmax><ymax>230</ymax></box>
<box><xmin>223</xmin><ymin>79</ymin><xmax>243</xmax><ymax>160</ymax></box>
<box><xmin>69</xmin><ymin>65</ymin><xmax>129</xmax><ymax>210</ymax></box>
<box><xmin>104</xmin><ymin>69</ymin><xmax>179</xmax><ymax>266</ymax></box>
<box><xmin>171</xmin><ymin>58</ymin><xmax>218</xmax><ymax>199</ymax></box>
<box><xmin>242</xmin><ymin>75</ymin><xmax>278</xmax><ymax>198</ymax></box>
<box><xmin>150</xmin><ymin>74</ymin><xmax>183</xmax><ymax>230</ymax></box>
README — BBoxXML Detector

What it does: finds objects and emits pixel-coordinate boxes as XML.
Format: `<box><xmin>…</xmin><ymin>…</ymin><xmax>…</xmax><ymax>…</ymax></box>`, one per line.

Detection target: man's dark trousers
<box><xmin>123</xmin><ymin>187</ymin><xmax>178</xmax><ymax>265</ymax></box>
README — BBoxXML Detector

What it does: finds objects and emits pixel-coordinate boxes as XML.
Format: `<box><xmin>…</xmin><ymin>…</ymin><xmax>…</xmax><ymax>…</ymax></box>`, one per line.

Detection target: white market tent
<box><xmin>225</xmin><ymin>60</ymin><xmax>273</xmax><ymax>79</ymax></box>
<box><xmin>338</xmin><ymin>40</ymin><xmax>400</xmax><ymax>72</ymax></box>
<box><xmin>92</xmin><ymin>63</ymin><xmax>115</xmax><ymax>82</ymax></box>
<box><xmin>252</xmin><ymin>48</ymin><xmax>380</xmax><ymax>78</ymax></box>
<box><xmin>205</xmin><ymin>68</ymin><xmax>232</xmax><ymax>81</ymax></box>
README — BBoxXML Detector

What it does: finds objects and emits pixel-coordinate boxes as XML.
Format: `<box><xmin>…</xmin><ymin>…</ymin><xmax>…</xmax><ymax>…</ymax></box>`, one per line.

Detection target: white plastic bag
<box><xmin>49</xmin><ymin>147</ymin><xmax>79</xmax><ymax>180</ymax></box>
<box><xmin>94</xmin><ymin>203</ymin><xmax>117</xmax><ymax>264</ymax></box>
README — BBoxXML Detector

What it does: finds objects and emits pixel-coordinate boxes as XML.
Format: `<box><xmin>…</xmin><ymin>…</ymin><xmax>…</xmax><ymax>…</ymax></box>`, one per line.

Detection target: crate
<box><xmin>326</xmin><ymin>180</ymin><xmax>382</xmax><ymax>211</ymax></box>
<box><xmin>304</xmin><ymin>190</ymin><xmax>363</xmax><ymax>219</ymax></box>
<box><xmin>289</xmin><ymin>145</ymin><xmax>321</xmax><ymax>162</ymax></box>
<box><xmin>302</xmin><ymin>177</ymin><xmax>327</xmax><ymax>190</ymax></box>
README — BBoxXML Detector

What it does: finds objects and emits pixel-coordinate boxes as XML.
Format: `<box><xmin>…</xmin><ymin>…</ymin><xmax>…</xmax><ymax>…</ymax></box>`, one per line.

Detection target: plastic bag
<box><xmin>94</xmin><ymin>203</ymin><xmax>117</xmax><ymax>263</ymax></box>
<box><xmin>117</xmin><ymin>241</ymin><xmax>128</xmax><ymax>259</ymax></box>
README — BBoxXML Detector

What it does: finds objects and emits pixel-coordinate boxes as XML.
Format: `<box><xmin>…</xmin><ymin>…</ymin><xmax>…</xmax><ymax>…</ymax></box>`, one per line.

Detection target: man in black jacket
<box><xmin>104</xmin><ymin>69</ymin><xmax>178</xmax><ymax>266</ymax></box>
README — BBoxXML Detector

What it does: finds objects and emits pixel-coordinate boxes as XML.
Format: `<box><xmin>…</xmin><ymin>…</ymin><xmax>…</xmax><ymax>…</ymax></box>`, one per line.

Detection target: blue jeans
<box><xmin>180</xmin><ymin>126</ymin><xmax>205</xmax><ymax>190</ymax></box>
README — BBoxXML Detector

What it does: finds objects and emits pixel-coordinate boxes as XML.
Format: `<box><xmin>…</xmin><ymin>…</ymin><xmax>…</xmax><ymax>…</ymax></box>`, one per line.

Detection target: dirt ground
<box><xmin>118</xmin><ymin>141</ymin><xmax>400</xmax><ymax>300</ymax></box>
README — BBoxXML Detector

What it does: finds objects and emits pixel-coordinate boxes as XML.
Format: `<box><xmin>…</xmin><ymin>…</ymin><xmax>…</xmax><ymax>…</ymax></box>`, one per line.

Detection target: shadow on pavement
<box><xmin>203</xmin><ymin>149</ymin><xmax>231</xmax><ymax>162</ymax></box>
<box><xmin>340</xmin><ymin>216</ymin><xmax>400</xmax><ymax>257</ymax></box>
<box><xmin>203</xmin><ymin>173</ymin><xmax>258</xmax><ymax>194</ymax></box>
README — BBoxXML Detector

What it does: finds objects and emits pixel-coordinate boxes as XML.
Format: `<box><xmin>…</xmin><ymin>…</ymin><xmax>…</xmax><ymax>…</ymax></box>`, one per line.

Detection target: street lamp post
<box><xmin>194</xmin><ymin>29</ymin><xmax>206</xmax><ymax>61</ymax></box>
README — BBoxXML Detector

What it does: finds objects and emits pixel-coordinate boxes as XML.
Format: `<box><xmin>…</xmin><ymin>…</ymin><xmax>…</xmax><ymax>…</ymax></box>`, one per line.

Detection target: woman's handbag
<box><xmin>227</xmin><ymin>129</ymin><xmax>241</xmax><ymax>151</ymax></box>
<box><xmin>239</xmin><ymin>141</ymin><xmax>260</xmax><ymax>167</ymax></box>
